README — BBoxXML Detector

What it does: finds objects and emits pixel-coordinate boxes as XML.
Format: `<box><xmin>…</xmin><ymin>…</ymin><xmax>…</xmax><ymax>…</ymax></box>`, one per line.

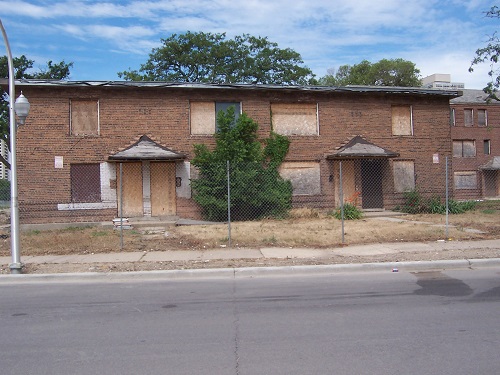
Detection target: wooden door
<box><xmin>119</xmin><ymin>162</ymin><xmax>143</xmax><ymax>217</ymax></box>
<box><xmin>150</xmin><ymin>162</ymin><xmax>176</xmax><ymax>216</ymax></box>
<box><xmin>340</xmin><ymin>160</ymin><xmax>356</xmax><ymax>202</ymax></box>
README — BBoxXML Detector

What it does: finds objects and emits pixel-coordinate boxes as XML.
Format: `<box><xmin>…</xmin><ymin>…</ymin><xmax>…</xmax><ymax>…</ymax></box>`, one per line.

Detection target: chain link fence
<box><xmin>1</xmin><ymin>156</ymin><xmax>486</xmax><ymax>251</ymax></box>
<box><xmin>0</xmin><ymin>178</ymin><xmax>9</xmax><ymax>208</ymax></box>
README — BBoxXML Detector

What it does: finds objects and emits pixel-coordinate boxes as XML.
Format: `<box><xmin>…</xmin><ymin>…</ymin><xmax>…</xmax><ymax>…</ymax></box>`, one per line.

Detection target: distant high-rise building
<box><xmin>422</xmin><ymin>74</ymin><xmax>464</xmax><ymax>89</ymax></box>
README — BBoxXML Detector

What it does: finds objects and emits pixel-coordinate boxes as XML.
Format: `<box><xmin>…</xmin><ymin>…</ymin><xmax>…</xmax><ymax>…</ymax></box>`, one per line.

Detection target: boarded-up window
<box><xmin>393</xmin><ymin>160</ymin><xmax>415</xmax><ymax>192</ymax></box>
<box><xmin>392</xmin><ymin>105</ymin><xmax>413</xmax><ymax>135</ymax></box>
<box><xmin>453</xmin><ymin>140</ymin><xmax>476</xmax><ymax>157</ymax></box>
<box><xmin>279</xmin><ymin>162</ymin><xmax>321</xmax><ymax>195</ymax></box>
<box><xmin>71</xmin><ymin>163</ymin><xmax>101</xmax><ymax>203</ymax></box>
<box><xmin>271</xmin><ymin>103</ymin><xmax>318</xmax><ymax>135</ymax></box>
<box><xmin>478</xmin><ymin>109</ymin><xmax>487</xmax><ymax>127</ymax></box>
<box><xmin>71</xmin><ymin>100</ymin><xmax>99</xmax><ymax>135</ymax></box>
<box><xmin>454</xmin><ymin>171</ymin><xmax>477</xmax><ymax>190</ymax></box>
<box><xmin>190</xmin><ymin>102</ymin><xmax>215</xmax><ymax>135</ymax></box>
<box><xmin>464</xmin><ymin>109</ymin><xmax>473</xmax><ymax>127</ymax></box>
<box><xmin>190</xmin><ymin>101</ymin><xmax>241</xmax><ymax>134</ymax></box>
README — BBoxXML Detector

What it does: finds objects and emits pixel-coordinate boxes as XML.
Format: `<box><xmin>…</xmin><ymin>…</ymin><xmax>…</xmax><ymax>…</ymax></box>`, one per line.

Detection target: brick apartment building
<box><xmin>450</xmin><ymin>89</ymin><xmax>500</xmax><ymax>200</ymax></box>
<box><xmin>1</xmin><ymin>80</ymin><xmax>459</xmax><ymax>224</ymax></box>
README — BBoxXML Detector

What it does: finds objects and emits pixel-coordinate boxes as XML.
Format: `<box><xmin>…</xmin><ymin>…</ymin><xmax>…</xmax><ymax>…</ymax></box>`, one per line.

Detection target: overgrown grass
<box><xmin>330</xmin><ymin>203</ymin><xmax>363</xmax><ymax>220</ymax></box>
<box><xmin>91</xmin><ymin>231</ymin><xmax>108</xmax><ymax>237</ymax></box>
<box><xmin>400</xmin><ymin>190</ymin><xmax>477</xmax><ymax>215</ymax></box>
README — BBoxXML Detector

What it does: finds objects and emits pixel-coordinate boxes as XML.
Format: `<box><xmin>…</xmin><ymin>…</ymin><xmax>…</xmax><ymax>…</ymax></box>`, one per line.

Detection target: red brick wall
<box><xmin>12</xmin><ymin>84</ymin><xmax>453</xmax><ymax>223</ymax></box>
<box><xmin>451</xmin><ymin>102</ymin><xmax>500</xmax><ymax>199</ymax></box>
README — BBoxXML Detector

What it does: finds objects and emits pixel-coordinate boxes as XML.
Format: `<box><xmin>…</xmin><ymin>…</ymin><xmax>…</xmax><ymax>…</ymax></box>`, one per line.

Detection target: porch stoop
<box><xmin>362</xmin><ymin>210</ymin><xmax>407</xmax><ymax>218</ymax></box>
<box><xmin>121</xmin><ymin>216</ymin><xmax>179</xmax><ymax>230</ymax></box>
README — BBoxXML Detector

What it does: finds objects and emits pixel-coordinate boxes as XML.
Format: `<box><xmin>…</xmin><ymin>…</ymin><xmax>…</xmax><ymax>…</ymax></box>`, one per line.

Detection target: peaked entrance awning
<box><xmin>108</xmin><ymin>135</ymin><xmax>186</xmax><ymax>161</ymax></box>
<box><xmin>326</xmin><ymin>136</ymin><xmax>400</xmax><ymax>159</ymax></box>
<box><xmin>479</xmin><ymin>156</ymin><xmax>500</xmax><ymax>170</ymax></box>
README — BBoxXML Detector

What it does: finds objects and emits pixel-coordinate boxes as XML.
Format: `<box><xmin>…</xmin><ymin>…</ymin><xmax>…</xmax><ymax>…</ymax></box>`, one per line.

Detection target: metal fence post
<box><xmin>119</xmin><ymin>162</ymin><xmax>123</xmax><ymax>251</ymax></box>
<box><xmin>340</xmin><ymin>161</ymin><xmax>345</xmax><ymax>244</ymax></box>
<box><xmin>227</xmin><ymin>160</ymin><xmax>231</xmax><ymax>248</ymax></box>
<box><xmin>445</xmin><ymin>156</ymin><xmax>449</xmax><ymax>240</ymax></box>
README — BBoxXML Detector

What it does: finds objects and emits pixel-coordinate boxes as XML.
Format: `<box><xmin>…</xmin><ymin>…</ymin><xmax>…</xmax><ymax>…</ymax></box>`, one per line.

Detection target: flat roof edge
<box><xmin>0</xmin><ymin>79</ymin><xmax>462</xmax><ymax>97</ymax></box>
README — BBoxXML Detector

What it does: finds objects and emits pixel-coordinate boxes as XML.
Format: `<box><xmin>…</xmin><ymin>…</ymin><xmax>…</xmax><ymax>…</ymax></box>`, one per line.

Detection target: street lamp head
<box><xmin>14</xmin><ymin>92</ymin><xmax>30</xmax><ymax>126</ymax></box>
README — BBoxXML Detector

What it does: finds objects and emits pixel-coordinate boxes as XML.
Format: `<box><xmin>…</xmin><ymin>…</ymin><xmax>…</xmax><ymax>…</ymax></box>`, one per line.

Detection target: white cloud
<box><xmin>0</xmin><ymin>0</ymin><xmax>498</xmax><ymax>85</ymax></box>
<box><xmin>53</xmin><ymin>23</ymin><xmax>157</xmax><ymax>54</ymax></box>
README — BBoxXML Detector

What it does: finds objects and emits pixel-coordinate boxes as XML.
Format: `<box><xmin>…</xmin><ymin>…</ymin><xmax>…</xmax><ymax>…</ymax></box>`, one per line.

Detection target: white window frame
<box><xmin>478</xmin><ymin>109</ymin><xmax>487</xmax><ymax>127</ymax></box>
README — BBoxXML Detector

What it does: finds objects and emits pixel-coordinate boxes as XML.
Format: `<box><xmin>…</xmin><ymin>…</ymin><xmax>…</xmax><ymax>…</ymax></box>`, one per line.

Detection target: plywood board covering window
<box><xmin>393</xmin><ymin>160</ymin><xmax>415</xmax><ymax>193</ymax></box>
<box><xmin>392</xmin><ymin>105</ymin><xmax>412</xmax><ymax>135</ymax></box>
<box><xmin>71</xmin><ymin>99</ymin><xmax>99</xmax><ymax>135</ymax></box>
<box><xmin>190</xmin><ymin>101</ymin><xmax>216</xmax><ymax>135</ymax></box>
<box><xmin>478</xmin><ymin>109</ymin><xmax>487</xmax><ymax>127</ymax></box>
<box><xmin>271</xmin><ymin>103</ymin><xmax>318</xmax><ymax>135</ymax></box>
<box><xmin>190</xmin><ymin>101</ymin><xmax>241</xmax><ymax>134</ymax></box>
<box><xmin>464</xmin><ymin>109</ymin><xmax>473</xmax><ymax>127</ymax></box>
<box><xmin>279</xmin><ymin>161</ymin><xmax>321</xmax><ymax>195</ymax></box>
<box><xmin>454</xmin><ymin>171</ymin><xmax>477</xmax><ymax>189</ymax></box>
<box><xmin>453</xmin><ymin>140</ymin><xmax>476</xmax><ymax>157</ymax></box>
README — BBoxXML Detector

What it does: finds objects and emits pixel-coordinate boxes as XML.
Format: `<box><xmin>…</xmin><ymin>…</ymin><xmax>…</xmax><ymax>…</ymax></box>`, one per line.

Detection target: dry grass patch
<box><xmin>176</xmin><ymin>215</ymin><xmax>488</xmax><ymax>248</ymax></box>
<box><xmin>0</xmin><ymin>202</ymin><xmax>499</xmax><ymax>256</ymax></box>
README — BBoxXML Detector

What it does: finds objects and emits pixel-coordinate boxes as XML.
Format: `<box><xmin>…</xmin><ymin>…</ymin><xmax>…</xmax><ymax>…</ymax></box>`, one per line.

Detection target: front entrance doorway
<box><xmin>361</xmin><ymin>159</ymin><xmax>383</xmax><ymax>209</ymax></box>
<box><xmin>119</xmin><ymin>161</ymin><xmax>177</xmax><ymax>217</ymax></box>
<box><xmin>484</xmin><ymin>170</ymin><xmax>498</xmax><ymax>197</ymax></box>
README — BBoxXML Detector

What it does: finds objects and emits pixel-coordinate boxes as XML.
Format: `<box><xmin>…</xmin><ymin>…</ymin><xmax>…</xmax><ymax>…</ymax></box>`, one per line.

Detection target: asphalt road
<box><xmin>1</xmin><ymin>267</ymin><xmax>499</xmax><ymax>375</ymax></box>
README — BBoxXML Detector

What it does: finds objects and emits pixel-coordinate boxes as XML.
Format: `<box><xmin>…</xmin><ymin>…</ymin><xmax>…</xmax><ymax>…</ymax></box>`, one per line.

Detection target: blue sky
<box><xmin>0</xmin><ymin>0</ymin><xmax>498</xmax><ymax>88</ymax></box>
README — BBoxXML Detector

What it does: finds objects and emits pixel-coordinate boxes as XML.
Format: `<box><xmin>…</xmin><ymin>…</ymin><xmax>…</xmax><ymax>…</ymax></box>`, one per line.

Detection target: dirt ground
<box><xmin>1</xmin><ymin>202</ymin><xmax>500</xmax><ymax>274</ymax></box>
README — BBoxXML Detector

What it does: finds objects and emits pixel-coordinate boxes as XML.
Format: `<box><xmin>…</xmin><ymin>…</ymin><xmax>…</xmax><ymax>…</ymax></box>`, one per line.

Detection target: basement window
<box><xmin>454</xmin><ymin>171</ymin><xmax>477</xmax><ymax>190</ymax></box>
<box><xmin>279</xmin><ymin>162</ymin><xmax>321</xmax><ymax>195</ymax></box>
<box><xmin>393</xmin><ymin>160</ymin><xmax>415</xmax><ymax>193</ymax></box>
<box><xmin>71</xmin><ymin>163</ymin><xmax>101</xmax><ymax>203</ymax></box>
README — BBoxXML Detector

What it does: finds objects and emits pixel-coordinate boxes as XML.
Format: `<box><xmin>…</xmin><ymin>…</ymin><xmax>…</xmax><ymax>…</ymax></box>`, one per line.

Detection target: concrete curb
<box><xmin>1</xmin><ymin>258</ymin><xmax>500</xmax><ymax>284</ymax></box>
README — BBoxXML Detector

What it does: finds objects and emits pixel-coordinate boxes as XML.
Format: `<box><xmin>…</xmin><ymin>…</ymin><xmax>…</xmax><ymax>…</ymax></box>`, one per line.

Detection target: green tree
<box><xmin>1</xmin><ymin>55</ymin><xmax>73</xmax><ymax>169</ymax></box>
<box><xmin>318</xmin><ymin>58</ymin><xmax>421</xmax><ymax>87</ymax></box>
<box><xmin>191</xmin><ymin>107</ymin><xmax>292</xmax><ymax>221</ymax></box>
<box><xmin>470</xmin><ymin>5</ymin><xmax>500</xmax><ymax>99</ymax></box>
<box><xmin>118</xmin><ymin>31</ymin><xmax>315</xmax><ymax>85</ymax></box>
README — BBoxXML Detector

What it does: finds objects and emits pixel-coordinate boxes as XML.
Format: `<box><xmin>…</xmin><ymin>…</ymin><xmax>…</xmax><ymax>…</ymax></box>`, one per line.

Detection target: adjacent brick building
<box><xmin>1</xmin><ymin>80</ymin><xmax>460</xmax><ymax>224</ymax></box>
<box><xmin>450</xmin><ymin>89</ymin><xmax>500</xmax><ymax>200</ymax></box>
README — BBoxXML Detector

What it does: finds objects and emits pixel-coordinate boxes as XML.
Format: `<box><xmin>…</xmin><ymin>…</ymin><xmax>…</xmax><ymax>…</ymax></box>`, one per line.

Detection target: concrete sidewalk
<box><xmin>1</xmin><ymin>239</ymin><xmax>500</xmax><ymax>267</ymax></box>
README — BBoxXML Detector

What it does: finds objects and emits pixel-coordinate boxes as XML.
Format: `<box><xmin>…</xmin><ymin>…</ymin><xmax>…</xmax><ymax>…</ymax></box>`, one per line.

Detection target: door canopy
<box><xmin>326</xmin><ymin>135</ymin><xmax>399</xmax><ymax>159</ymax></box>
<box><xmin>480</xmin><ymin>157</ymin><xmax>500</xmax><ymax>170</ymax></box>
<box><xmin>109</xmin><ymin>135</ymin><xmax>186</xmax><ymax>161</ymax></box>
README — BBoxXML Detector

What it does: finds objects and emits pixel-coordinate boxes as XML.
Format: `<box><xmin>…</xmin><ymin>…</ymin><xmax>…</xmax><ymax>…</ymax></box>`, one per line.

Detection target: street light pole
<box><xmin>1</xmin><ymin>19</ymin><xmax>22</xmax><ymax>274</ymax></box>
